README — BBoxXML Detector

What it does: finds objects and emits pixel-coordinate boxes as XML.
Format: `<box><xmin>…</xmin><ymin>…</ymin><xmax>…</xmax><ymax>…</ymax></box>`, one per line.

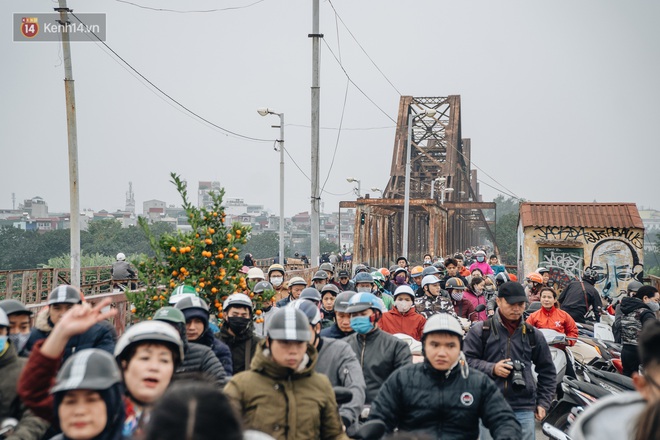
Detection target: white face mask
<box><xmin>357</xmin><ymin>287</ymin><xmax>372</xmax><ymax>293</ymax></box>
<box><xmin>395</xmin><ymin>299</ymin><xmax>412</xmax><ymax>314</ymax></box>
<box><xmin>270</xmin><ymin>277</ymin><xmax>283</xmax><ymax>287</ymax></box>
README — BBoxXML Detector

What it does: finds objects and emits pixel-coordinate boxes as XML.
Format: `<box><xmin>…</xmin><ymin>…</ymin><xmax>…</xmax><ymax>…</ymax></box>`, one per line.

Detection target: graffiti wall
<box><xmin>521</xmin><ymin>226</ymin><xmax>644</xmax><ymax>298</ymax></box>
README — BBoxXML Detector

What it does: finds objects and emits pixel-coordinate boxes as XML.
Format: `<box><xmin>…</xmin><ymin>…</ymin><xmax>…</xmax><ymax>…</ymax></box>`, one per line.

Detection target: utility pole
<box><xmin>56</xmin><ymin>0</ymin><xmax>81</xmax><ymax>288</ymax></box>
<box><xmin>309</xmin><ymin>0</ymin><xmax>322</xmax><ymax>267</ymax></box>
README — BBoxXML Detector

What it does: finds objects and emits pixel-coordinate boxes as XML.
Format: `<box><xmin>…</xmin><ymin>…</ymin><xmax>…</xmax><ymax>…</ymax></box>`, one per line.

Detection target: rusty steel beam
<box><xmin>442</xmin><ymin>202</ymin><xmax>496</xmax><ymax>210</ymax></box>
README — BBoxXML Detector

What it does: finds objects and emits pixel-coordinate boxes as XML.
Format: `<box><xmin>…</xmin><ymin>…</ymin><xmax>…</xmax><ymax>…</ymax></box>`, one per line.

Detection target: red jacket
<box><xmin>17</xmin><ymin>339</ymin><xmax>60</xmax><ymax>423</ymax></box>
<box><xmin>380</xmin><ymin>307</ymin><xmax>426</xmax><ymax>341</ymax></box>
<box><xmin>526</xmin><ymin>306</ymin><xmax>578</xmax><ymax>346</ymax></box>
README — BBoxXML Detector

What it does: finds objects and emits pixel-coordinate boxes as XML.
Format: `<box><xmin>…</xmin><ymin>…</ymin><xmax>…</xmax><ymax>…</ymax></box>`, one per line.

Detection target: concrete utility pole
<box><xmin>56</xmin><ymin>0</ymin><xmax>81</xmax><ymax>288</ymax></box>
<box><xmin>309</xmin><ymin>0</ymin><xmax>322</xmax><ymax>266</ymax></box>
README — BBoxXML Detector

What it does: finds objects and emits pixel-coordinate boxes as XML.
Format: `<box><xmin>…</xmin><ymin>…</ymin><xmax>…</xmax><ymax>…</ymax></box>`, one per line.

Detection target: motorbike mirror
<box><xmin>0</xmin><ymin>418</ymin><xmax>18</xmax><ymax>437</ymax></box>
<box><xmin>542</xmin><ymin>422</ymin><xmax>573</xmax><ymax>440</ymax></box>
<box><xmin>352</xmin><ymin>420</ymin><xmax>387</xmax><ymax>440</ymax></box>
<box><xmin>475</xmin><ymin>304</ymin><xmax>486</xmax><ymax>313</ymax></box>
<box><xmin>333</xmin><ymin>386</ymin><xmax>353</xmax><ymax>405</ymax></box>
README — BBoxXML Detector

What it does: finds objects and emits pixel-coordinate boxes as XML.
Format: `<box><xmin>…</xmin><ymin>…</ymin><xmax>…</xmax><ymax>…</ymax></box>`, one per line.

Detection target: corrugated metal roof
<box><xmin>519</xmin><ymin>202</ymin><xmax>644</xmax><ymax>229</ymax></box>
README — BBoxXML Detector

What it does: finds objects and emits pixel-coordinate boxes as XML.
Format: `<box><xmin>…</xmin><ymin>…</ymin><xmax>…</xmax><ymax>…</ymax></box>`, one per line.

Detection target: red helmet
<box><xmin>379</xmin><ymin>267</ymin><xmax>390</xmax><ymax>277</ymax></box>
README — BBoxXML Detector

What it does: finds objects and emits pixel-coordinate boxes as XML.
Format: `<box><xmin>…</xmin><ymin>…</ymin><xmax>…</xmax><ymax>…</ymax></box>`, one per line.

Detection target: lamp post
<box><xmin>403</xmin><ymin>108</ymin><xmax>436</xmax><ymax>258</ymax></box>
<box><xmin>346</xmin><ymin>177</ymin><xmax>361</xmax><ymax>198</ymax></box>
<box><xmin>371</xmin><ymin>187</ymin><xmax>382</xmax><ymax>198</ymax></box>
<box><xmin>441</xmin><ymin>187</ymin><xmax>454</xmax><ymax>205</ymax></box>
<box><xmin>257</xmin><ymin>107</ymin><xmax>285</xmax><ymax>265</ymax></box>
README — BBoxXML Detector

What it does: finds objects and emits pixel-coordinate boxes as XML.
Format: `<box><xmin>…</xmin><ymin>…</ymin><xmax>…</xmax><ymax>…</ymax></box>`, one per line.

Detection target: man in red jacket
<box><xmin>380</xmin><ymin>285</ymin><xmax>426</xmax><ymax>341</ymax></box>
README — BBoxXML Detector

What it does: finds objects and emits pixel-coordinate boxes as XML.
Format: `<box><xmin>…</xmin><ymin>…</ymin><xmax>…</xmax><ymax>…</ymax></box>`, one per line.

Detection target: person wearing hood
<box><xmin>320</xmin><ymin>291</ymin><xmax>357</xmax><ymax>340</ymax></box>
<box><xmin>153</xmin><ymin>306</ymin><xmax>229</xmax><ymax>386</ymax></box>
<box><xmin>380</xmin><ymin>285</ymin><xmax>426</xmax><ymax>341</ymax></box>
<box><xmin>267</xmin><ymin>264</ymin><xmax>288</xmax><ymax>303</ymax></box>
<box><xmin>0</xmin><ymin>299</ymin><xmax>33</xmax><ymax>357</ymax></box>
<box><xmin>218</xmin><ymin>293</ymin><xmax>262</xmax><ymax>374</ymax></box>
<box><xmin>369</xmin><ymin>313</ymin><xmax>521</xmax><ymax>439</ymax></box>
<box><xmin>469</xmin><ymin>250</ymin><xmax>494</xmax><ymax>277</ymax></box>
<box><xmin>616</xmin><ymin>285</ymin><xmax>659</xmax><ymax>377</ymax></box>
<box><xmin>463</xmin><ymin>277</ymin><xmax>488</xmax><ymax>321</ymax></box>
<box><xmin>173</xmin><ymin>295</ymin><xmax>233</xmax><ymax>375</ymax></box>
<box><xmin>24</xmin><ymin>285</ymin><xmax>116</xmax><ymax>362</ymax></box>
<box><xmin>0</xmin><ymin>307</ymin><xmax>50</xmax><ymax>440</ymax></box>
<box><xmin>224</xmin><ymin>307</ymin><xmax>349</xmax><ymax>440</ymax></box>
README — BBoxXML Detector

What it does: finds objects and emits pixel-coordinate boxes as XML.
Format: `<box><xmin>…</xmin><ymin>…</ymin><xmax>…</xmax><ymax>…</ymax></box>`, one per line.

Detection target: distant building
<box><xmin>198</xmin><ymin>181</ymin><xmax>222</xmax><ymax>208</ymax></box>
<box><xmin>19</xmin><ymin>197</ymin><xmax>48</xmax><ymax>218</ymax></box>
<box><xmin>125</xmin><ymin>182</ymin><xmax>136</xmax><ymax>214</ymax></box>
<box><xmin>143</xmin><ymin>199</ymin><xmax>166</xmax><ymax>221</ymax></box>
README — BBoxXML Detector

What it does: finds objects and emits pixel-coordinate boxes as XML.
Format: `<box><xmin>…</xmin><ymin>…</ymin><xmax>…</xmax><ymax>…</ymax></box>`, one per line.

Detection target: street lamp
<box><xmin>346</xmin><ymin>177</ymin><xmax>361</xmax><ymax>198</ymax></box>
<box><xmin>430</xmin><ymin>177</ymin><xmax>446</xmax><ymax>199</ymax></box>
<box><xmin>371</xmin><ymin>187</ymin><xmax>382</xmax><ymax>197</ymax></box>
<box><xmin>403</xmin><ymin>108</ymin><xmax>436</xmax><ymax>258</ymax></box>
<box><xmin>441</xmin><ymin>187</ymin><xmax>454</xmax><ymax>205</ymax></box>
<box><xmin>257</xmin><ymin>107</ymin><xmax>285</xmax><ymax>265</ymax></box>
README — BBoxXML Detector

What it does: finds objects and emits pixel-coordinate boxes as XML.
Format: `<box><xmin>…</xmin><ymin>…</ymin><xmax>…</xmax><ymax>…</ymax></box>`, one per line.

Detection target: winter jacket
<box><xmin>25</xmin><ymin>310</ymin><xmax>116</xmax><ymax>363</ymax></box>
<box><xmin>338</xmin><ymin>280</ymin><xmax>356</xmax><ymax>292</ymax></box>
<box><xmin>315</xmin><ymin>337</ymin><xmax>366</xmax><ymax>430</ymax></box>
<box><xmin>275</xmin><ymin>296</ymin><xmax>292</xmax><ymax>308</ymax></box>
<box><xmin>224</xmin><ymin>341</ymin><xmax>349</xmax><ymax>440</ymax></box>
<box><xmin>320</xmin><ymin>323</ymin><xmax>352</xmax><ymax>340</ymax></box>
<box><xmin>558</xmin><ymin>279</ymin><xmax>603</xmax><ymax>323</ymax></box>
<box><xmin>0</xmin><ymin>343</ymin><xmax>50</xmax><ymax>440</ymax></box>
<box><xmin>452</xmin><ymin>298</ymin><xmax>476</xmax><ymax>321</ymax></box>
<box><xmin>369</xmin><ymin>360</ymin><xmax>521</xmax><ymax>440</ymax></box>
<box><xmin>345</xmin><ymin>328</ymin><xmax>412</xmax><ymax>404</ymax></box>
<box><xmin>616</xmin><ymin>296</ymin><xmax>656</xmax><ymax>346</ymax></box>
<box><xmin>463</xmin><ymin>290</ymin><xmax>488</xmax><ymax>321</ymax></box>
<box><xmin>195</xmin><ymin>328</ymin><xmax>233</xmax><ymax>375</ymax></box>
<box><xmin>469</xmin><ymin>261</ymin><xmax>494</xmax><ymax>276</ymax></box>
<box><xmin>379</xmin><ymin>307</ymin><xmax>426</xmax><ymax>341</ymax></box>
<box><xmin>415</xmin><ymin>295</ymin><xmax>456</xmax><ymax>320</ymax></box>
<box><xmin>526</xmin><ymin>306</ymin><xmax>578</xmax><ymax>346</ymax></box>
<box><xmin>463</xmin><ymin>311</ymin><xmax>556</xmax><ymax>411</ymax></box>
<box><xmin>178</xmin><ymin>342</ymin><xmax>228</xmax><ymax>386</ymax></box>
<box><xmin>568</xmin><ymin>391</ymin><xmax>645</xmax><ymax>440</ymax></box>
<box><xmin>218</xmin><ymin>322</ymin><xmax>262</xmax><ymax>374</ymax></box>
<box><xmin>253</xmin><ymin>306</ymin><xmax>279</xmax><ymax>338</ymax></box>
<box><xmin>111</xmin><ymin>260</ymin><xmax>136</xmax><ymax>280</ymax></box>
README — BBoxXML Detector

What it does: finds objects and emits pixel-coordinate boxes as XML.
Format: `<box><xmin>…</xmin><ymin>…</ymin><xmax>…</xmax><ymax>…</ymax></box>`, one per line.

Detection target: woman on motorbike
<box><xmin>526</xmin><ymin>287</ymin><xmax>578</xmax><ymax>346</ymax></box>
<box><xmin>463</xmin><ymin>277</ymin><xmax>488</xmax><ymax>321</ymax></box>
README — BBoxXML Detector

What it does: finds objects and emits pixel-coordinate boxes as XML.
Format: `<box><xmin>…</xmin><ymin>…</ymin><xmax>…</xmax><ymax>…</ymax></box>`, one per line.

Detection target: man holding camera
<box><xmin>464</xmin><ymin>282</ymin><xmax>556</xmax><ymax>440</ymax></box>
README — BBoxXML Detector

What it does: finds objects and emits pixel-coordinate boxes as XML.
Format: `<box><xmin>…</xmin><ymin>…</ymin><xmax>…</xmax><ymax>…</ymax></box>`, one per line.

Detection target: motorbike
<box><xmin>393</xmin><ymin>334</ymin><xmax>423</xmax><ymax>363</ymax></box>
<box><xmin>0</xmin><ymin>418</ymin><xmax>17</xmax><ymax>439</ymax></box>
<box><xmin>543</xmin><ymin>422</ymin><xmax>573</xmax><ymax>440</ymax></box>
<box><xmin>457</xmin><ymin>304</ymin><xmax>487</xmax><ymax>333</ymax></box>
<box><xmin>543</xmin><ymin>375</ymin><xmax>612</xmax><ymax>432</ymax></box>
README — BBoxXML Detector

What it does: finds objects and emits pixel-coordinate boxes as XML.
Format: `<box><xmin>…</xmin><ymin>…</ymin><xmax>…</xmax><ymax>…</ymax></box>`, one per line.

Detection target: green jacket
<box><xmin>0</xmin><ymin>343</ymin><xmax>50</xmax><ymax>440</ymax></box>
<box><xmin>225</xmin><ymin>340</ymin><xmax>349</xmax><ymax>440</ymax></box>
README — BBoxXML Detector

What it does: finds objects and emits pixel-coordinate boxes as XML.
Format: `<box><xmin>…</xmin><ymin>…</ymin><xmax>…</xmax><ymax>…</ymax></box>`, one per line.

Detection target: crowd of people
<box><xmin>0</xmin><ymin>248</ymin><xmax>658</xmax><ymax>440</ymax></box>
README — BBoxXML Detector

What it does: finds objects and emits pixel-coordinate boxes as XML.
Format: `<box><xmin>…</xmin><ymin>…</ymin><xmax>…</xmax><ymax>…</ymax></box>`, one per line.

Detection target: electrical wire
<box><xmin>69</xmin><ymin>12</ymin><xmax>272</xmax><ymax>143</ymax></box>
<box><xmin>320</xmin><ymin>77</ymin><xmax>349</xmax><ymax>197</ymax></box>
<box><xmin>286</xmin><ymin>124</ymin><xmax>395</xmax><ymax>131</ymax></box>
<box><xmin>327</xmin><ymin>0</ymin><xmax>402</xmax><ymax>96</ymax></box>
<box><xmin>114</xmin><ymin>0</ymin><xmax>266</xmax><ymax>13</ymax></box>
<box><xmin>282</xmin><ymin>146</ymin><xmax>352</xmax><ymax>197</ymax></box>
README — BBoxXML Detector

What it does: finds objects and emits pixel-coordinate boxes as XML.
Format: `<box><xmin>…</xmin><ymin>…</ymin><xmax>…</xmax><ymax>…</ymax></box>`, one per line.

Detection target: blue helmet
<box><xmin>344</xmin><ymin>292</ymin><xmax>386</xmax><ymax>314</ymax></box>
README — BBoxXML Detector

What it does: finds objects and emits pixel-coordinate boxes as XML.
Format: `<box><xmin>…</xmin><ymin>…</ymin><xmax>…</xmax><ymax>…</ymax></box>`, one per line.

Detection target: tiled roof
<box><xmin>519</xmin><ymin>202</ymin><xmax>644</xmax><ymax>229</ymax></box>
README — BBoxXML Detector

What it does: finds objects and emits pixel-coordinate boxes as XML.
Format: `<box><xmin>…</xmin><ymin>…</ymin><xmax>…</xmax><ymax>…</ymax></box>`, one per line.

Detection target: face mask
<box><xmin>476</xmin><ymin>256</ymin><xmax>485</xmax><ymax>263</ymax></box>
<box><xmin>270</xmin><ymin>277</ymin><xmax>283</xmax><ymax>287</ymax></box>
<box><xmin>0</xmin><ymin>336</ymin><xmax>7</xmax><ymax>352</ymax></box>
<box><xmin>451</xmin><ymin>292</ymin><xmax>464</xmax><ymax>301</ymax></box>
<box><xmin>648</xmin><ymin>301</ymin><xmax>660</xmax><ymax>312</ymax></box>
<box><xmin>227</xmin><ymin>317</ymin><xmax>252</xmax><ymax>335</ymax></box>
<box><xmin>395</xmin><ymin>300</ymin><xmax>412</xmax><ymax>314</ymax></box>
<box><xmin>357</xmin><ymin>287</ymin><xmax>372</xmax><ymax>293</ymax></box>
<box><xmin>395</xmin><ymin>275</ymin><xmax>407</xmax><ymax>285</ymax></box>
<box><xmin>350</xmin><ymin>316</ymin><xmax>374</xmax><ymax>334</ymax></box>
<box><xmin>9</xmin><ymin>333</ymin><xmax>29</xmax><ymax>352</ymax></box>
<box><xmin>314</xmin><ymin>283</ymin><xmax>325</xmax><ymax>290</ymax></box>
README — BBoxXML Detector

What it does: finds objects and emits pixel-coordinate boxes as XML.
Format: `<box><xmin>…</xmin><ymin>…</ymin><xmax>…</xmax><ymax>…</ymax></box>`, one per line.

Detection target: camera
<box><xmin>506</xmin><ymin>360</ymin><xmax>526</xmax><ymax>392</ymax></box>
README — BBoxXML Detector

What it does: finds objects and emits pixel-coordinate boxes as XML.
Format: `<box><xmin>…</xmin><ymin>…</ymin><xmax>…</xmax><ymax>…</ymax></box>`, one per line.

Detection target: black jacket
<box><xmin>217</xmin><ymin>323</ymin><xmax>262</xmax><ymax>374</ymax></box>
<box><xmin>177</xmin><ymin>342</ymin><xmax>228</xmax><ymax>386</ymax></box>
<box><xmin>320</xmin><ymin>323</ymin><xmax>352</xmax><ymax>340</ymax></box>
<box><xmin>196</xmin><ymin>329</ymin><xmax>233</xmax><ymax>376</ymax></box>
<box><xmin>558</xmin><ymin>279</ymin><xmax>603</xmax><ymax>323</ymax></box>
<box><xmin>369</xmin><ymin>360</ymin><xmax>521</xmax><ymax>439</ymax></box>
<box><xmin>463</xmin><ymin>311</ymin><xmax>556</xmax><ymax>412</ymax></box>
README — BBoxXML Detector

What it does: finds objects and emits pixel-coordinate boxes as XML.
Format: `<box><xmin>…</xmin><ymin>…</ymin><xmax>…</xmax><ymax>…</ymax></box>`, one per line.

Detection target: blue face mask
<box><xmin>476</xmin><ymin>256</ymin><xmax>485</xmax><ymax>263</ymax></box>
<box><xmin>0</xmin><ymin>336</ymin><xmax>7</xmax><ymax>352</ymax></box>
<box><xmin>350</xmin><ymin>316</ymin><xmax>374</xmax><ymax>334</ymax></box>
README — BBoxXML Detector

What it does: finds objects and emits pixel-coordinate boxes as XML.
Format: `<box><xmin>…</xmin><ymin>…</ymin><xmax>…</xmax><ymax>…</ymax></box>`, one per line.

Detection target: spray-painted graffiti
<box><xmin>534</xmin><ymin>226</ymin><xmax>644</xmax><ymax>249</ymax></box>
<box><xmin>539</xmin><ymin>248</ymin><xmax>584</xmax><ymax>292</ymax></box>
<box><xmin>585</xmin><ymin>238</ymin><xmax>644</xmax><ymax>299</ymax></box>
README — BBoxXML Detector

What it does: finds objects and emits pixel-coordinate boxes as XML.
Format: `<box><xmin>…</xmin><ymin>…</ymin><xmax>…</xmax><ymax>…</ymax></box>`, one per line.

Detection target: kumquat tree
<box><xmin>127</xmin><ymin>172</ymin><xmax>251</xmax><ymax>320</ymax></box>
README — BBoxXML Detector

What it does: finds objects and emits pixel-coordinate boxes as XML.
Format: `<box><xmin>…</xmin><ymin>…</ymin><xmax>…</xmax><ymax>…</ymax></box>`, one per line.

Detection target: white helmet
<box><xmin>423</xmin><ymin>312</ymin><xmax>464</xmax><ymax>338</ymax></box>
<box><xmin>115</xmin><ymin>320</ymin><xmax>184</xmax><ymax>364</ymax></box>
<box><xmin>393</xmin><ymin>285</ymin><xmax>415</xmax><ymax>300</ymax></box>
<box><xmin>223</xmin><ymin>293</ymin><xmax>253</xmax><ymax>312</ymax></box>
<box><xmin>0</xmin><ymin>308</ymin><xmax>8</xmax><ymax>327</ymax></box>
<box><xmin>246</xmin><ymin>267</ymin><xmax>265</xmax><ymax>280</ymax></box>
<box><xmin>116</xmin><ymin>253</ymin><xmax>126</xmax><ymax>261</ymax></box>
<box><xmin>421</xmin><ymin>275</ymin><xmax>441</xmax><ymax>288</ymax></box>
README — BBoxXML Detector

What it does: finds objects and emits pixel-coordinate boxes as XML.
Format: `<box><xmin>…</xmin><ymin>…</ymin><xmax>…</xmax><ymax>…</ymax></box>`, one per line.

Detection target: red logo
<box><xmin>21</xmin><ymin>17</ymin><xmax>39</xmax><ymax>38</ymax></box>
<box><xmin>460</xmin><ymin>392</ymin><xmax>474</xmax><ymax>406</ymax></box>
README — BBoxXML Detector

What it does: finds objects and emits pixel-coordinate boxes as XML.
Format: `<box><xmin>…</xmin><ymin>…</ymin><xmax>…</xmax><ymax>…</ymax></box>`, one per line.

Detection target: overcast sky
<box><xmin>2</xmin><ymin>0</ymin><xmax>659</xmax><ymax>218</ymax></box>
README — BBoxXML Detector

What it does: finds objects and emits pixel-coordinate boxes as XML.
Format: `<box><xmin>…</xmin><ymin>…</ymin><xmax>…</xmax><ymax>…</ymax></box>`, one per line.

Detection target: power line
<box><xmin>327</xmin><ymin>0</ymin><xmax>402</xmax><ymax>96</ymax></box>
<box><xmin>322</xmin><ymin>39</ymin><xmax>397</xmax><ymax>124</ymax></box>
<box><xmin>70</xmin><ymin>12</ymin><xmax>272</xmax><ymax>144</ymax></box>
<box><xmin>320</xmin><ymin>77</ymin><xmax>349</xmax><ymax>196</ymax></box>
<box><xmin>286</xmin><ymin>124</ymin><xmax>395</xmax><ymax>131</ymax></box>
<box><xmin>477</xmin><ymin>179</ymin><xmax>521</xmax><ymax>201</ymax></box>
<box><xmin>114</xmin><ymin>0</ymin><xmax>266</xmax><ymax>13</ymax></box>
<box><xmin>282</xmin><ymin>145</ymin><xmax>353</xmax><ymax>197</ymax></box>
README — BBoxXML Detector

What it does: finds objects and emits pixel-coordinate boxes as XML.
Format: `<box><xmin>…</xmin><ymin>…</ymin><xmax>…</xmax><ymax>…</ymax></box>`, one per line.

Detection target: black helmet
<box><xmin>253</xmin><ymin>281</ymin><xmax>274</xmax><ymax>294</ymax></box>
<box><xmin>319</xmin><ymin>263</ymin><xmax>334</xmax><ymax>273</ymax></box>
<box><xmin>51</xmin><ymin>349</ymin><xmax>122</xmax><ymax>394</ymax></box>
<box><xmin>0</xmin><ymin>299</ymin><xmax>32</xmax><ymax>317</ymax></box>
<box><xmin>354</xmin><ymin>264</ymin><xmax>369</xmax><ymax>276</ymax></box>
<box><xmin>312</xmin><ymin>271</ymin><xmax>328</xmax><ymax>281</ymax></box>
<box><xmin>266</xmin><ymin>308</ymin><xmax>311</xmax><ymax>342</ymax></box>
<box><xmin>334</xmin><ymin>291</ymin><xmax>357</xmax><ymax>313</ymax></box>
<box><xmin>299</xmin><ymin>287</ymin><xmax>322</xmax><ymax>303</ymax></box>
<box><xmin>48</xmin><ymin>285</ymin><xmax>82</xmax><ymax>305</ymax></box>
<box><xmin>174</xmin><ymin>296</ymin><xmax>209</xmax><ymax>314</ymax></box>
<box><xmin>422</xmin><ymin>266</ymin><xmax>439</xmax><ymax>277</ymax></box>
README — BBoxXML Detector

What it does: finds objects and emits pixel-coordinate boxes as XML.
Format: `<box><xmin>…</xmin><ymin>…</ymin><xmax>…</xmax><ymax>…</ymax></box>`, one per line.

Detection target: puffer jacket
<box><xmin>320</xmin><ymin>323</ymin><xmax>352</xmax><ymax>340</ymax></box>
<box><xmin>218</xmin><ymin>322</ymin><xmax>262</xmax><ymax>374</ymax></box>
<box><xmin>0</xmin><ymin>343</ymin><xmax>50</xmax><ymax>440</ymax></box>
<box><xmin>379</xmin><ymin>307</ymin><xmax>426</xmax><ymax>341</ymax></box>
<box><xmin>345</xmin><ymin>328</ymin><xmax>412</xmax><ymax>404</ymax></box>
<box><xmin>177</xmin><ymin>342</ymin><xmax>228</xmax><ymax>386</ymax></box>
<box><xmin>224</xmin><ymin>341</ymin><xmax>349</xmax><ymax>440</ymax></box>
<box><xmin>463</xmin><ymin>290</ymin><xmax>488</xmax><ymax>321</ymax></box>
<box><xmin>617</xmin><ymin>296</ymin><xmax>656</xmax><ymax>346</ymax></box>
<box><xmin>463</xmin><ymin>311</ymin><xmax>556</xmax><ymax>412</ymax></box>
<box><xmin>369</xmin><ymin>359</ymin><xmax>521</xmax><ymax>439</ymax></box>
<box><xmin>25</xmin><ymin>309</ymin><xmax>116</xmax><ymax>362</ymax></box>
<box><xmin>526</xmin><ymin>306</ymin><xmax>578</xmax><ymax>345</ymax></box>
<box><xmin>196</xmin><ymin>328</ymin><xmax>233</xmax><ymax>375</ymax></box>
<box><xmin>315</xmin><ymin>337</ymin><xmax>366</xmax><ymax>430</ymax></box>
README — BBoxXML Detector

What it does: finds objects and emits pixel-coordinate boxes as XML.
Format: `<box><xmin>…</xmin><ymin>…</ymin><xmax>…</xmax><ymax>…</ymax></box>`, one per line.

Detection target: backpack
<box><xmin>481</xmin><ymin>316</ymin><xmax>536</xmax><ymax>359</ymax></box>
